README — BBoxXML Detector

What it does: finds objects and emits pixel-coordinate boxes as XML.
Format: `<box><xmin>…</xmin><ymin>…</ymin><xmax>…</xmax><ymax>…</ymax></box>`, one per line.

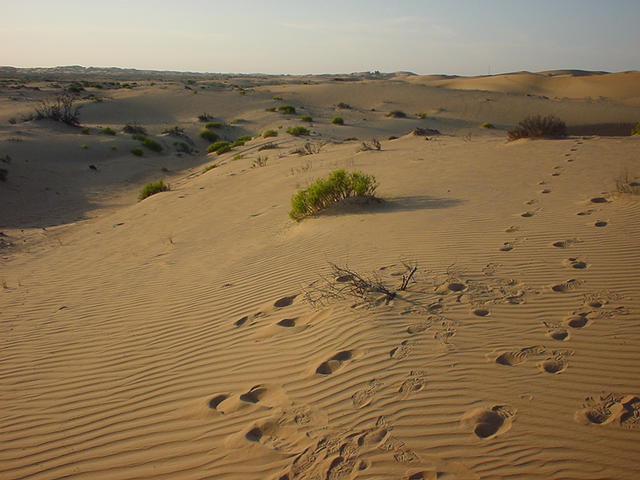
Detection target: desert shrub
<box><xmin>205</xmin><ymin>121</ymin><xmax>223</xmax><ymax>129</ymax></box>
<box><xmin>417</xmin><ymin>113</ymin><xmax>426</xmax><ymax>119</ymax></box>
<box><xmin>131</xmin><ymin>147</ymin><xmax>143</xmax><ymax>156</ymax></box>
<box><xmin>202</xmin><ymin>164</ymin><xmax>218</xmax><ymax>173</ymax></box>
<box><xmin>287</xmin><ymin>126</ymin><xmax>310</xmax><ymax>136</ymax></box>
<box><xmin>273</xmin><ymin>96</ymin><xmax>283</xmax><ymax>100</ymax></box>
<box><xmin>481</xmin><ymin>122</ymin><xmax>495</xmax><ymax>129</ymax></box>
<box><xmin>236</xmin><ymin>135</ymin><xmax>252</xmax><ymax>143</ymax></box>
<box><xmin>216</xmin><ymin>144</ymin><xmax>232</xmax><ymax>154</ymax></box>
<box><xmin>174</xmin><ymin>141</ymin><xmax>193</xmax><ymax>154</ymax></box>
<box><xmin>359</xmin><ymin>138</ymin><xmax>381</xmax><ymax>151</ymax></box>
<box><xmin>207</xmin><ymin>141</ymin><xmax>231</xmax><ymax>153</ymax></box>
<box><xmin>123</xmin><ymin>124</ymin><xmax>147</xmax><ymax>135</ymax></box>
<box><xmin>301</xmin><ymin>115</ymin><xmax>313</xmax><ymax>122</ymax></box>
<box><xmin>331</xmin><ymin>117</ymin><xmax>344</xmax><ymax>125</ymax></box>
<box><xmin>266</xmin><ymin>107</ymin><xmax>277</xmax><ymax>112</ymax></box>
<box><xmin>138</xmin><ymin>179</ymin><xmax>169</xmax><ymax>200</ymax></box>
<box><xmin>387</xmin><ymin>110</ymin><xmax>407</xmax><ymax>118</ymax></box>
<box><xmin>252</xmin><ymin>155</ymin><xmax>268</xmax><ymax>168</ymax></box>
<box><xmin>263</xmin><ymin>129</ymin><xmax>278</xmax><ymax>138</ymax></box>
<box><xmin>34</xmin><ymin>94</ymin><xmax>80</xmax><ymax>125</ymax></box>
<box><xmin>278</xmin><ymin>105</ymin><xmax>296</xmax><ymax>115</ymax></box>
<box><xmin>232</xmin><ymin>139</ymin><xmax>246</xmax><ymax>147</ymax></box>
<box><xmin>100</xmin><ymin>127</ymin><xmax>116</xmax><ymax>135</ymax></box>
<box><xmin>293</xmin><ymin>142</ymin><xmax>323</xmax><ymax>156</ymax></box>
<box><xmin>337</xmin><ymin>102</ymin><xmax>351</xmax><ymax>109</ymax></box>
<box><xmin>81</xmin><ymin>127</ymin><xmax>90</xmax><ymax>134</ymax></box>
<box><xmin>198</xmin><ymin>113</ymin><xmax>213</xmax><ymax>121</ymax></box>
<box><xmin>258</xmin><ymin>142</ymin><xmax>277</xmax><ymax>151</ymax></box>
<box><xmin>200</xmin><ymin>129</ymin><xmax>218</xmax><ymax>142</ymax></box>
<box><xmin>230</xmin><ymin>118</ymin><xmax>246</xmax><ymax>124</ymax></box>
<box><xmin>131</xmin><ymin>133</ymin><xmax>146</xmax><ymax>141</ymax></box>
<box><xmin>162</xmin><ymin>126</ymin><xmax>189</xmax><ymax>139</ymax></box>
<box><xmin>142</xmin><ymin>138</ymin><xmax>163</xmax><ymax>152</ymax></box>
<box><xmin>289</xmin><ymin>169</ymin><xmax>378</xmax><ymax>221</ymax></box>
<box><xmin>66</xmin><ymin>84</ymin><xmax>84</xmax><ymax>93</ymax></box>
<box><xmin>81</xmin><ymin>144</ymin><xmax>88</xmax><ymax>149</ymax></box>
<box><xmin>508</xmin><ymin>115</ymin><xmax>567</xmax><ymax>140</ymax></box>
<box><xmin>233</xmin><ymin>153</ymin><xmax>244</xmax><ymax>160</ymax></box>
<box><xmin>8</xmin><ymin>117</ymin><xmax>17</xmax><ymax>124</ymax></box>
<box><xmin>632</xmin><ymin>122</ymin><xmax>640</xmax><ymax>136</ymax></box>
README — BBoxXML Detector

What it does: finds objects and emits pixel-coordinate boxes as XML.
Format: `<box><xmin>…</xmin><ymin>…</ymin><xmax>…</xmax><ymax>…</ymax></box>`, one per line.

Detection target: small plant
<box><xmin>231</xmin><ymin>139</ymin><xmax>246</xmax><ymax>147</ymax></box>
<box><xmin>632</xmin><ymin>122</ymin><xmax>640</xmax><ymax>136</ymax></box>
<box><xmin>131</xmin><ymin>133</ymin><xmax>147</xmax><ymax>141</ymax></box>
<box><xmin>100</xmin><ymin>127</ymin><xmax>116</xmax><ymax>135</ymax></box>
<box><xmin>8</xmin><ymin>117</ymin><xmax>17</xmax><ymax>124</ymax></box>
<box><xmin>123</xmin><ymin>124</ymin><xmax>147</xmax><ymax>135</ymax></box>
<box><xmin>205</xmin><ymin>121</ymin><xmax>223</xmax><ymax>129</ymax></box>
<box><xmin>131</xmin><ymin>147</ymin><xmax>143</xmax><ymax>156</ymax></box>
<box><xmin>207</xmin><ymin>141</ymin><xmax>231</xmax><ymax>153</ymax></box>
<box><xmin>615</xmin><ymin>168</ymin><xmax>640</xmax><ymax>194</ymax></box>
<box><xmin>273</xmin><ymin>96</ymin><xmax>283</xmax><ymax>100</ymax></box>
<box><xmin>293</xmin><ymin>142</ymin><xmax>323</xmax><ymax>156</ymax></box>
<box><xmin>216</xmin><ymin>144</ymin><xmax>232</xmax><ymax>154</ymax></box>
<box><xmin>481</xmin><ymin>122</ymin><xmax>495</xmax><ymax>129</ymax></box>
<box><xmin>81</xmin><ymin>127</ymin><xmax>90</xmax><ymax>134</ymax></box>
<box><xmin>266</xmin><ymin>107</ymin><xmax>276</xmax><ymax>112</ymax></box>
<box><xmin>81</xmin><ymin>144</ymin><xmax>88</xmax><ymax>149</ymax></box>
<box><xmin>236</xmin><ymin>135</ymin><xmax>252</xmax><ymax>143</ymax></box>
<box><xmin>359</xmin><ymin>138</ymin><xmax>381</xmax><ymax>151</ymax></box>
<box><xmin>111</xmin><ymin>146</ymin><xmax>117</xmax><ymax>151</ymax></box>
<box><xmin>417</xmin><ymin>113</ymin><xmax>426</xmax><ymax>119</ymax></box>
<box><xmin>508</xmin><ymin>115</ymin><xmax>567</xmax><ymax>140</ymax></box>
<box><xmin>66</xmin><ymin>84</ymin><xmax>84</xmax><ymax>93</ymax></box>
<box><xmin>174</xmin><ymin>141</ymin><xmax>193</xmax><ymax>154</ymax></box>
<box><xmin>160</xmin><ymin>167</ymin><xmax>169</xmax><ymax>172</ymax></box>
<box><xmin>202</xmin><ymin>164</ymin><xmax>218</xmax><ymax>173</ymax></box>
<box><xmin>387</xmin><ymin>110</ymin><xmax>407</xmax><ymax>118</ymax></box>
<box><xmin>34</xmin><ymin>94</ymin><xmax>80</xmax><ymax>125</ymax></box>
<box><xmin>200</xmin><ymin>129</ymin><xmax>219</xmax><ymax>142</ymax></box>
<box><xmin>258</xmin><ymin>142</ymin><xmax>277</xmax><ymax>151</ymax></box>
<box><xmin>301</xmin><ymin>115</ymin><xmax>313</xmax><ymax>122</ymax></box>
<box><xmin>233</xmin><ymin>153</ymin><xmax>244</xmax><ymax>160</ymax></box>
<box><xmin>331</xmin><ymin>117</ymin><xmax>344</xmax><ymax>125</ymax></box>
<box><xmin>263</xmin><ymin>129</ymin><xmax>278</xmax><ymax>138</ymax></box>
<box><xmin>142</xmin><ymin>138</ymin><xmax>163</xmax><ymax>152</ymax></box>
<box><xmin>287</xmin><ymin>126</ymin><xmax>310</xmax><ymax>136</ymax></box>
<box><xmin>252</xmin><ymin>155</ymin><xmax>268</xmax><ymax>168</ymax></box>
<box><xmin>198</xmin><ymin>113</ymin><xmax>214</xmax><ymax>121</ymax></box>
<box><xmin>336</xmin><ymin>102</ymin><xmax>351</xmax><ymax>109</ymax></box>
<box><xmin>278</xmin><ymin>105</ymin><xmax>296</xmax><ymax>115</ymax></box>
<box><xmin>289</xmin><ymin>169</ymin><xmax>378</xmax><ymax>221</ymax></box>
<box><xmin>138</xmin><ymin>179</ymin><xmax>169</xmax><ymax>200</ymax></box>
<box><xmin>230</xmin><ymin>118</ymin><xmax>246</xmax><ymax>124</ymax></box>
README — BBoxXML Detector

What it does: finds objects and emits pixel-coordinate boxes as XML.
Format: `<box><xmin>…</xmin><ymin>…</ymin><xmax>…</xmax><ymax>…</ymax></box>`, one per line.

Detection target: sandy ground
<box><xmin>1</xmin><ymin>70</ymin><xmax>640</xmax><ymax>479</ymax></box>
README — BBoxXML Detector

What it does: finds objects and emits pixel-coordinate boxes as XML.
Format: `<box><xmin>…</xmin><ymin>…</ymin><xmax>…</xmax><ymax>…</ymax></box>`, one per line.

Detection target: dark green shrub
<box><xmin>287</xmin><ymin>126</ymin><xmax>310</xmax><ymax>136</ymax></box>
<box><xmin>632</xmin><ymin>122</ymin><xmax>640</xmax><ymax>136</ymax></box>
<box><xmin>331</xmin><ymin>117</ymin><xmax>344</xmax><ymax>125</ymax></box>
<box><xmin>289</xmin><ymin>169</ymin><xmax>378</xmax><ymax>220</ymax></box>
<box><xmin>131</xmin><ymin>133</ymin><xmax>147</xmax><ymax>141</ymax></box>
<box><xmin>216</xmin><ymin>144</ymin><xmax>232</xmax><ymax>154</ymax></box>
<box><xmin>301</xmin><ymin>115</ymin><xmax>313</xmax><ymax>122</ymax></box>
<box><xmin>81</xmin><ymin>127</ymin><xmax>90</xmax><ymax>134</ymax></box>
<box><xmin>236</xmin><ymin>135</ymin><xmax>252</xmax><ymax>143</ymax></box>
<box><xmin>266</xmin><ymin>107</ymin><xmax>276</xmax><ymax>112</ymax></box>
<box><xmin>337</xmin><ymin>102</ymin><xmax>351</xmax><ymax>109</ymax></box>
<box><xmin>142</xmin><ymin>138</ymin><xmax>163</xmax><ymax>152</ymax></box>
<box><xmin>387</xmin><ymin>110</ymin><xmax>407</xmax><ymax>118</ymax></box>
<box><xmin>66</xmin><ymin>84</ymin><xmax>84</xmax><ymax>93</ymax></box>
<box><xmin>205</xmin><ymin>121</ymin><xmax>223</xmax><ymax>129</ymax></box>
<box><xmin>200</xmin><ymin>129</ymin><xmax>218</xmax><ymax>142</ymax></box>
<box><xmin>508</xmin><ymin>115</ymin><xmax>567</xmax><ymax>140</ymax></box>
<box><xmin>417</xmin><ymin>113</ymin><xmax>426</xmax><ymax>119</ymax></box>
<box><xmin>207</xmin><ymin>141</ymin><xmax>231</xmax><ymax>153</ymax></box>
<box><xmin>202</xmin><ymin>164</ymin><xmax>218</xmax><ymax>173</ymax></box>
<box><xmin>278</xmin><ymin>105</ymin><xmax>296</xmax><ymax>115</ymax></box>
<box><xmin>263</xmin><ymin>129</ymin><xmax>278</xmax><ymax>138</ymax></box>
<box><xmin>123</xmin><ymin>124</ymin><xmax>147</xmax><ymax>135</ymax></box>
<box><xmin>273</xmin><ymin>96</ymin><xmax>283</xmax><ymax>100</ymax></box>
<box><xmin>131</xmin><ymin>147</ymin><xmax>143</xmax><ymax>156</ymax></box>
<box><xmin>100</xmin><ymin>127</ymin><xmax>116</xmax><ymax>135</ymax></box>
<box><xmin>138</xmin><ymin>179</ymin><xmax>169</xmax><ymax>200</ymax></box>
<box><xmin>481</xmin><ymin>122</ymin><xmax>495</xmax><ymax>129</ymax></box>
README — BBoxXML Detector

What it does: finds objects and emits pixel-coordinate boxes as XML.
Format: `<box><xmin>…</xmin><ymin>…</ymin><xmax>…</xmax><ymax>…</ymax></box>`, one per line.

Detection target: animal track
<box><xmin>590</xmin><ymin>197</ymin><xmax>609</xmax><ymax>204</ymax></box>
<box><xmin>276</xmin><ymin>318</ymin><xmax>297</xmax><ymax>327</ymax></box>
<box><xmin>461</xmin><ymin>404</ymin><xmax>517</xmax><ymax>439</ymax></box>
<box><xmin>316</xmin><ymin>350</ymin><xmax>354</xmax><ymax>375</ymax></box>
<box><xmin>472</xmin><ymin>308</ymin><xmax>490</xmax><ymax>317</ymax></box>
<box><xmin>521</xmin><ymin>211</ymin><xmax>535</xmax><ymax>218</ymax></box>
<box><xmin>500</xmin><ymin>242</ymin><xmax>514</xmax><ymax>251</ymax></box>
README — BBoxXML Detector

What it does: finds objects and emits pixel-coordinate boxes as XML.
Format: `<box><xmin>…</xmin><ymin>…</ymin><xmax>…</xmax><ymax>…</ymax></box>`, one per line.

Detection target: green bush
<box><xmin>508</xmin><ymin>115</ymin><xmax>567</xmax><ymax>140</ymax></box>
<box><xmin>131</xmin><ymin>133</ymin><xmax>146</xmax><ymax>141</ymax></box>
<box><xmin>230</xmin><ymin>118</ymin><xmax>246</xmax><ymax>124</ymax></box>
<box><xmin>100</xmin><ymin>127</ymin><xmax>116</xmax><ymax>135</ymax></box>
<box><xmin>336</xmin><ymin>102</ymin><xmax>351</xmax><ymax>109</ymax></box>
<box><xmin>289</xmin><ymin>169</ymin><xmax>378</xmax><ymax>221</ymax></box>
<box><xmin>202</xmin><ymin>164</ymin><xmax>217</xmax><ymax>173</ymax></box>
<box><xmin>331</xmin><ymin>117</ymin><xmax>344</xmax><ymax>125</ymax></box>
<box><xmin>207</xmin><ymin>141</ymin><xmax>231</xmax><ymax>153</ymax></box>
<box><xmin>632</xmin><ymin>122</ymin><xmax>640</xmax><ymax>136</ymax></box>
<box><xmin>301</xmin><ymin>115</ymin><xmax>313</xmax><ymax>122</ymax></box>
<box><xmin>273</xmin><ymin>96</ymin><xmax>283</xmax><ymax>101</ymax></box>
<box><xmin>138</xmin><ymin>179</ymin><xmax>169</xmax><ymax>200</ymax></box>
<box><xmin>266</xmin><ymin>107</ymin><xmax>276</xmax><ymax>112</ymax></box>
<box><xmin>236</xmin><ymin>135</ymin><xmax>252</xmax><ymax>143</ymax></box>
<box><xmin>481</xmin><ymin>122</ymin><xmax>495</xmax><ymax>129</ymax></box>
<box><xmin>81</xmin><ymin>127</ymin><xmax>90</xmax><ymax>134</ymax></box>
<box><xmin>142</xmin><ymin>138</ymin><xmax>163</xmax><ymax>152</ymax></box>
<box><xmin>278</xmin><ymin>105</ymin><xmax>296</xmax><ymax>115</ymax></box>
<box><xmin>216</xmin><ymin>144</ymin><xmax>232</xmax><ymax>154</ymax></box>
<box><xmin>387</xmin><ymin>110</ymin><xmax>407</xmax><ymax>118</ymax></box>
<box><xmin>205</xmin><ymin>121</ymin><xmax>223</xmax><ymax>129</ymax></box>
<box><xmin>123</xmin><ymin>124</ymin><xmax>147</xmax><ymax>135</ymax></box>
<box><xmin>200</xmin><ymin>129</ymin><xmax>218</xmax><ymax>142</ymax></box>
<box><xmin>417</xmin><ymin>113</ymin><xmax>426</xmax><ymax>119</ymax></box>
<box><xmin>287</xmin><ymin>126</ymin><xmax>310</xmax><ymax>136</ymax></box>
<box><xmin>131</xmin><ymin>147</ymin><xmax>143</xmax><ymax>156</ymax></box>
<box><xmin>263</xmin><ymin>129</ymin><xmax>278</xmax><ymax>138</ymax></box>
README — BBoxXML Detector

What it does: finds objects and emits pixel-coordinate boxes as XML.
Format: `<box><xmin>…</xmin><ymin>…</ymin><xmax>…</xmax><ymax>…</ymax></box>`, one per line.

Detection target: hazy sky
<box><xmin>2</xmin><ymin>0</ymin><xmax>639</xmax><ymax>75</ymax></box>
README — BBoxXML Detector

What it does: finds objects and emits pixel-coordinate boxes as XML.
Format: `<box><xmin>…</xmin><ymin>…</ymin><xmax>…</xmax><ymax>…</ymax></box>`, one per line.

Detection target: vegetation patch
<box><xmin>481</xmin><ymin>122</ymin><xmax>495</xmax><ymax>129</ymax></box>
<box><xmin>252</xmin><ymin>155</ymin><xmax>268</xmax><ymax>168</ymax></box>
<box><xmin>141</xmin><ymin>138</ymin><xmax>163</xmax><ymax>152</ymax></box>
<box><xmin>287</xmin><ymin>126</ymin><xmax>310</xmax><ymax>136</ymax></box>
<box><xmin>205</xmin><ymin>121</ymin><xmax>223</xmax><ymax>129</ymax></box>
<box><xmin>278</xmin><ymin>105</ymin><xmax>296</xmax><ymax>115</ymax></box>
<box><xmin>508</xmin><ymin>115</ymin><xmax>567</xmax><ymax>140</ymax></box>
<box><xmin>139</xmin><ymin>179</ymin><xmax>169</xmax><ymax>200</ymax></box>
<box><xmin>273</xmin><ymin>96</ymin><xmax>283</xmax><ymax>101</ymax></box>
<box><xmin>258</xmin><ymin>142</ymin><xmax>277</xmax><ymax>151</ymax></box>
<box><xmin>632</xmin><ymin>122</ymin><xmax>640</xmax><ymax>136</ymax></box>
<box><xmin>131</xmin><ymin>147</ymin><xmax>143</xmax><ymax>156</ymax></box>
<box><xmin>34</xmin><ymin>94</ymin><xmax>80</xmax><ymax>125</ymax></box>
<box><xmin>81</xmin><ymin>127</ymin><xmax>90</xmax><ymax>134</ymax></box>
<box><xmin>202</xmin><ymin>164</ymin><xmax>218</xmax><ymax>173</ymax></box>
<box><xmin>230</xmin><ymin>118</ymin><xmax>246</xmax><ymax>124</ymax></box>
<box><xmin>100</xmin><ymin>127</ymin><xmax>116</xmax><ymax>136</ymax></box>
<box><xmin>263</xmin><ymin>129</ymin><xmax>278</xmax><ymax>138</ymax></box>
<box><xmin>289</xmin><ymin>169</ymin><xmax>378</xmax><ymax>221</ymax></box>
<box><xmin>336</xmin><ymin>102</ymin><xmax>351</xmax><ymax>109</ymax></box>
<box><xmin>301</xmin><ymin>115</ymin><xmax>313</xmax><ymax>122</ymax></box>
<box><xmin>200</xmin><ymin>129</ymin><xmax>219</xmax><ymax>142</ymax></box>
<box><xmin>331</xmin><ymin>117</ymin><xmax>344</xmax><ymax>125</ymax></box>
<box><xmin>198</xmin><ymin>113</ymin><xmax>214</xmax><ymax>122</ymax></box>
<box><xmin>123</xmin><ymin>124</ymin><xmax>147</xmax><ymax>135</ymax></box>
<box><xmin>265</xmin><ymin>107</ymin><xmax>276</xmax><ymax>112</ymax></box>
<box><xmin>207</xmin><ymin>141</ymin><xmax>231</xmax><ymax>153</ymax></box>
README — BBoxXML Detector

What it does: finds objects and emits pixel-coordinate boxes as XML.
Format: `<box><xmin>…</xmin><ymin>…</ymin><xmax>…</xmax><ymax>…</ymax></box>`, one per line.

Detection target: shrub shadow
<box><xmin>320</xmin><ymin>195</ymin><xmax>464</xmax><ymax>217</ymax></box>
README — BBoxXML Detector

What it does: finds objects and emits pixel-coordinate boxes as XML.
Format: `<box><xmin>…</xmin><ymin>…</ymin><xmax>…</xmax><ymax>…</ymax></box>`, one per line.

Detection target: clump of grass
<box><xmin>387</xmin><ymin>110</ymin><xmax>407</xmax><ymax>118</ymax></box>
<box><xmin>331</xmin><ymin>117</ymin><xmax>344</xmax><ymax>125</ymax></box>
<box><xmin>293</xmin><ymin>142</ymin><xmax>322</xmax><ymax>156</ymax></box>
<box><xmin>100</xmin><ymin>127</ymin><xmax>116</xmax><ymax>135</ymax></box>
<box><xmin>138</xmin><ymin>179</ymin><xmax>169</xmax><ymax>200</ymax></box>
<box><xmin>131</xmin><ymin>147</ymin><xmax>143</xmax><ymax>156</ymax></box>
<box><xmin>252</xmin><ymin>155</ymin><xmax>268</xmax><ymax>168</ymax></box>
<box><xmin>481</xmin><ymin>122</ymin><xmax>495</xmax><ymax>129</ymax></box>
<box><xmin>266</xmin><ymin>107</ymin><xmax>277</xmax><ymax>112</ymax></box>
<box><xmin>205</xmin><ymin>121</ymin><xmax>223</xmax><ymax>129</ymax></box>
<box><xmin>200</xmin><ymin>129</ymin><xmax>219</xmax><ymax>142</ymax></box>
<box><xmin>230</xmin><ymin>118</ymin><xmax>246</xmax><ymax>124</ymax></box>
<box><xmin>336</xmin><ymin>102</ymin><xmax>351</xmax><ymax>109</ymax></box>
<box><xmin>81</xmin><ymin>144</ymin><xmax>88</xmax><ymax>149</ymax></box>
<box><xmin>301</xmin><ymin>115</ymin><xmax>313</xmax><ymax>122</ymax></box>
<box><xmin>207</xmin><ymin>141</ymin><xmax>231</xmax><ymax>153</ymax></box>
<box><xmin>287</xmin><ymin>126</ymin><xmax>310</xmax><ymax>136</ymax></box>
<box><xmin>233</xmin><ymin>153</ymin><xmax>244</xmax><ymax>160</ymax></box>
<box><xmin>131</xmin><ymin>133</ymin><xmax>147</xmax><ymax>141</ymax></box>
<box><xmin>81</xmin><ymin>127</ymin><xmax>90</xmax><ymax>134</ymax></box>
<box><xmin>263</xmin><ymin>129</ymin><xmax>278</xmax><ymax>138</ymax></box>
<box><xmin>417</xmin><ymin>113</ymin><xmax>427</xmax><ymax>119</ymax></box>
<box><xmin>631</xmin><ymin>122</ymin><xmax>640</xmax><ymax>136</ymax></box>
<box><xmin>272</xmin><ymin>96</ymin><xmax>283</xmax><ymax>101</ymax></box>
<box><xmin>198</xmin><ymin>113</ymin><xmax>214</xmax><ymax>122</ymax></box>
<box><xmin>216</xmin><ymin>144</ymin><xmax>232</xmax><ymax>154</ymax></box>
<box><xmin>258</xmin><ymin>142</ymin><xmax>277</xmax><ymax>151</ymax></box>
<box><xmin>289</xmin><ymin>169</ymin><xmax>378</xmax><ymax>221</ymax></box>
<box><xmin>236</xmin><ymin>135</ymin><xmax>252</xmax><ymax>143</ymax></box>
<box><xmin>123</xmin><ymin>124</ymin><xmax>147</xmax><ymax>135</ymax></box>
<box><xmin>508</xmin><ymin>115</ymin><xmax>567</xmax><ymax>140</ymax></box>
<box><xmin>202</xmin><ymin>164</ymin><xmax>218</xmax><ymax>173</ymax></box>
<box><xmin>278</xmin><ymin>105</ymin><xmax>296</xmax><ymax>115</ymax></box>
<box><xmin>142</xmin><ymin>138</ymin><xmax>163</xmax><ymax>152</ymax></box>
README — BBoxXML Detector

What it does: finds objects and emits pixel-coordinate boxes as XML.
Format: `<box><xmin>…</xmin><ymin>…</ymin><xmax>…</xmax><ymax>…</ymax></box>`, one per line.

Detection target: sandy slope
<box><xmin>1</xmin><ymin>71</ymin><xmax>640</xmax><ymax>479</ymax></box>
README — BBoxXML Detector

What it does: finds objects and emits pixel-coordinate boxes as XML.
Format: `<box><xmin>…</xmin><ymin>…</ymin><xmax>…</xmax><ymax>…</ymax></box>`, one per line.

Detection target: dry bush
<box><xmin>358</xmin><ymin>138</ymin><xmax>381</xmax><ymax>151</ymax></box>
<box><xmin>615</xmin><ymin>169</ymin><xmax>640</xmax><ymax>194</ymax></box>
<box><xmin>34</xmin><ymin>94</ymin><xmax>80</xmax><ymax>125</ymax></box>
<box><xmin>292</xmin><ymin>142</ymin><xmax>323</xmax><ymax>156</ymax></box>
<box><xmin>508</xmin><ymin>115</ymin><xmax>567</xmax><ymax>140</ymax></box>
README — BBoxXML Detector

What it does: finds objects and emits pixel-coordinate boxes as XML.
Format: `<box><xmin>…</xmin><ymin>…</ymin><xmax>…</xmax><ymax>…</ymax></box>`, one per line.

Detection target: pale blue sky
<box><xmin>2</xmin><ymin>0</ymin><xmax>639</xmax><ymax>75</ymax></box>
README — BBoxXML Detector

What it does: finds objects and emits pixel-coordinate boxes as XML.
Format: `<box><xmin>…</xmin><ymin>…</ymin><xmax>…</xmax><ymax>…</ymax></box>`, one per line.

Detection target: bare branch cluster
<box><xmin>358</xmin><ymin>138</ymin><xmax>381</xmax><ymax>151</ymax></box>
<box><xmin>34</xmin><ymin>94</ymin><xmax>80</xmax><ymax>125</ymax></box>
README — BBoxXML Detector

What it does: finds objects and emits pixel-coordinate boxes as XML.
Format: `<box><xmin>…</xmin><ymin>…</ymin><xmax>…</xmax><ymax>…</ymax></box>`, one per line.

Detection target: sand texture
<box><xmin>1</xmin><ymin>70</ymin><xmax>640</xmax><ymax>479</ymax></box>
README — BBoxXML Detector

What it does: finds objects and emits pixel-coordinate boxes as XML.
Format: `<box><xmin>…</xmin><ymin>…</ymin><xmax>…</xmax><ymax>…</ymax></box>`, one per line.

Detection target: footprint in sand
<box><xmin>500</xmin><ymin>242</ymin><xmax>514</xmax><ymax>252</ymax></box>
<box><xmin>551</xmin><ymin>279</ymin><xmax>583</xmax><ymax>293</ymax></box>
<box><xmin>505</xmin><ymin>225</ymin><xmax>519</xmax><ymax>233</ymax></box>
<box><xmin>461</xmin><ymin>404</ymin><xmax>517</xmax><ymax>439</ymax></box>
<box><xmin>590</xmin><ymin>196</ymin><xmax>609</xmax><ymax>204</ymax></box>
<box><xmin>577</xmin><ymin>209</ymin><xmax>594</xmax><ymax>216</ymax></box>
<box><xmin>276</xmin><ymin>318</ymin><xmax>297</xmax><ymax>327</ymax></box>
<box><xmin>494</xmin><ymin>345</ymin><xmax>546</xmax><ymax>366</ymax></box>
<box><xmin>352</xmin><ymin>379</ymin><xmax>382</xmax><ymax>408</ymax></box>
<box><xmin>208</xmin><ymin>394</ymin><xmax>229</xmax><ymax>412</ymax></box>
<box><xmin>274</xmin><ymin>294</ymin><xmax>298</xmax><ymax>308</ymax></box>
<box><xmin>594</xmin><ymin>220</ymin><xmax>608</xmax><ymax>227</ymax></box>
<box><xmin>575</xmin><ymin>393</ymin><xmax>640</xmax><ymax>428</ymax></box>
<box><xmin>563</xmin><ymin>258</ymin><xmax>589</xmax><ymax>269</ymax></box>
<box><xmin>234</xmin><ymin>311</ymin><xmax>263</xmax><ymax>327</ymax></box>
<box><xmin>552</xmin><ymin>238</ymin><xmax>582</xmax><ymax>248</ymax></box>
<box><xmin>521</xmin><ymin>211</ymin><xmax>535</xmax><ymax>218</ymax></box>
<box><xmin>316</xmin><ymin>350</ymin><xmax>354</xmax><ymax>375</ymax></box>
<box><xmin>543</xmin><ymin>321</ymin><xmax>570</xmax><ymax>341</ymax></box>
<box><xmin>472</xmin><ymin>308</ymin><xmax>490</xmax><ymax>317</ymax></box>
<box><xmin>537</xmin><ymin>350</ymin><xmax>573</xmax><ymax>374</ymax></box>
<box><xmin>390</xmin><ymin>340</ymin><xmax>411</xmax><ymax>359</ymax></box>
<box><xmin>398</xmin><ymin>370</ymin><xmax>426</xmax><ymax>397</ymax></box>
<box><xmin>565</xmin><ymin>311</ymin><xmax>591</xmax><ymax>329</ymax></box>
<box><xmin>541</xmin><ymin>189</ymin><xmax>552</xmax><ymax>194</ymax></box>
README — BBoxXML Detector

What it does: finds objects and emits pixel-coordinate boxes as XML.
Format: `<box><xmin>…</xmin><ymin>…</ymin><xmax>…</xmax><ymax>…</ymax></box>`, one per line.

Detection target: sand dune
<box><xmin>1</xmin><ymin>70</ymin><xmax>640</xmax><ymax>479</ymax></box>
